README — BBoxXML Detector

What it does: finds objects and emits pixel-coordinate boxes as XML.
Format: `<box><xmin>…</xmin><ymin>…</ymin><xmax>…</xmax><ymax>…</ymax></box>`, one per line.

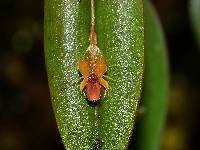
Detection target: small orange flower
<box><xmin>79</xmin><ymin>51</ymin><xmax>108</xmax><ymax>101</ymax></box>
<box><xmin>79</xmin><ymin>0</ymin><xmax>108</xmax><ymax>101</ymax></box>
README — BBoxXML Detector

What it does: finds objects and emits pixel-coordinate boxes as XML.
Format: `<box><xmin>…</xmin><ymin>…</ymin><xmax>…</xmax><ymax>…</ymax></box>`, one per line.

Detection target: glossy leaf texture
<box><xmin>190</xmin><ymin>0</ymin><xmax>200</xmax><ymax>47</ymax></box>
<box><xmin>130</xmin><ymin>1</ymin><xmax>169</xmax><ymax>150</ymax></box>
<box><xmin>44</xmin><ymin>0</ymin><xmax>144</xmax><ymax>149</ymax></box>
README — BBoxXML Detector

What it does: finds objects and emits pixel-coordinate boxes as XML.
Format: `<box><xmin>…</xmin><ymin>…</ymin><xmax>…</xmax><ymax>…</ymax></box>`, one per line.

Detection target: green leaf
<box><xmin>190</xmin><ymin>0</ymin><xmax>200</xmax><ymax>47</ymax></box>
<box><xmin>130</xmin><ymin>1</ymin><xmax>169</xmax><ymax>150</ymax></box>
<box><xmin>44</xmin><ymin>0</ymin><xmax>144</xmax><ymax>149</ymax></box>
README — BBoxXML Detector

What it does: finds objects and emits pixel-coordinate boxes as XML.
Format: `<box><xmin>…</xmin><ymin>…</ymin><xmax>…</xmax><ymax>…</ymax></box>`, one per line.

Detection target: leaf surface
<box><xmin>44</xmin><ymin>0</ymin><xmax>144</xmax><ymax>149</ymax></box>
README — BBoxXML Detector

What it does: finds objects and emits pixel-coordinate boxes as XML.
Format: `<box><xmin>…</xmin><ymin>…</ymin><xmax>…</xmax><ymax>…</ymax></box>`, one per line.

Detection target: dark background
<box><xmin>0</xmin><ymin>0</ymin><xmax>199</xmax><ymax>149</ymax></box>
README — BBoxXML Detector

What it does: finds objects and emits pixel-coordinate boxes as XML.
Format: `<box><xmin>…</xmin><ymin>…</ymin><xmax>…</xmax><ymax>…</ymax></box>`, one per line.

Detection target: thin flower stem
<box><xmin>90</xmin><ymin>0</ymin><xmax>97</xmax><ymax>47</ymax></box>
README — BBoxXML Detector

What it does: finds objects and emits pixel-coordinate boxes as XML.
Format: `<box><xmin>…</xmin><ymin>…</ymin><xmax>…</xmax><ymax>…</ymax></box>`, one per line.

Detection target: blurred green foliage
<box><xmin>190</xmin><ymin>0</ymin><xmax>200</xmax><ymax>47</ymax></box>
<box><xmin>131</xmin><ymin>1</ymin><xmax>169</xmax><ymax>150</ymax></box>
